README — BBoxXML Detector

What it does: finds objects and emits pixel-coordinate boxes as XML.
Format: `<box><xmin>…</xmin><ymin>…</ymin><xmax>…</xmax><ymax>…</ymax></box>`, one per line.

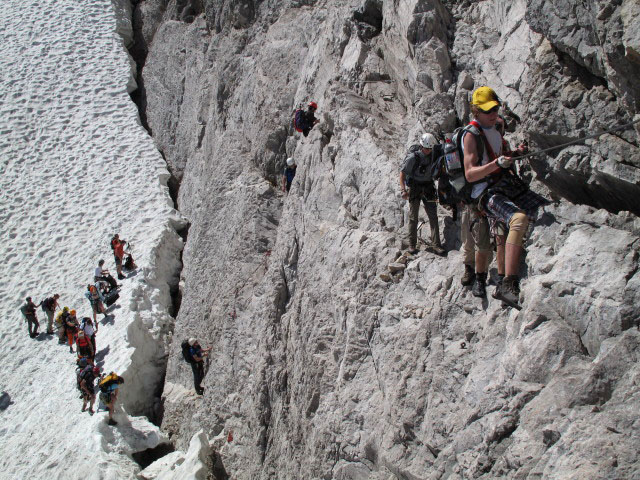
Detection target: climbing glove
<box><xmin>496</xmin><ymin>156</ymin><xmax>513</xmax><ymax>168</ymax></box>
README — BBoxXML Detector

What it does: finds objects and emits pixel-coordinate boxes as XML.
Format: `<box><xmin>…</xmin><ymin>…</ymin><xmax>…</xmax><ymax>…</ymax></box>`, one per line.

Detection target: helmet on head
<box><xmin>70</xmin><ymin>309</ymin><xmax>76</xmax><ymax>316</ymax></box>
<box><xmin>63</xmin><ymin>306</ymin><xmax>69</xmax><ymax>313</ymax></box>
<box><xmin>286</xmin><ymin>157</ymin><xmax>295</xmax><ymax>167</ymax></box>
<box><xmin>93</xmin><ymin>366</ymin><xmax>101</xmax><ymax>374</ymax></box>
<box><xmin>188</xmin><ymin>338</ymin><xmax>197</xmax><ymax>346</ymax></box>
<box><xmin>78</xmin><ymin>330</ymin><xmax>85</xmax><ymax>337</ymax></box>
<box><xmin>420</xmin><ymin>133</ymin><xmax>437</xmax><ymax>149</ymax></box>
<box><xmin>308</xmin><ymin>101</ymin><xmax>318</xmax><ymax>110</ymax></box>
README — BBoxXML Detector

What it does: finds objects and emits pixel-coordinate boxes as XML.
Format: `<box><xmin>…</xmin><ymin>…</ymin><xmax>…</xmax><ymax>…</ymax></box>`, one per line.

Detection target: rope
<box><xmin>342</xmin><ymin>79</ymin><xmax>394</xmax><ymax>84</ymax></box>
<box><xmin>515</xmin><ymin>118</ymin><xmax>640</xmax><ymax>161</ymax></box>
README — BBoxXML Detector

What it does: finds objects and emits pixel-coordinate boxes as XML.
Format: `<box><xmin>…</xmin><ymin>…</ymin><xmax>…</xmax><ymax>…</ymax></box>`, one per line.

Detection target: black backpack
<box><xmin>181</xmin><ymin>340</ymin><xmax>195</xmax><ymax>364</ymax></box>
<box><xmin>41</xmin><ymin>297</ymin><xmax>53</xmax><ymax>312</ymax></box>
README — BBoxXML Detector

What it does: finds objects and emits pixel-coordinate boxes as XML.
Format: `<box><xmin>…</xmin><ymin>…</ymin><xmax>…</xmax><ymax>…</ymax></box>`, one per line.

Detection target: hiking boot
<box><xmin>461</xmin><ymin>265</ymin><xmax>475</xmax><ymax>286</ymax></box>
<box><xmin>118</xmin><ymin>274</ymin><xmax>126</xmax><ymax>280</ymax></box>
<box><xmin>499</xmin><ymin>275</ymin><xmax>521</xmax><ymax>308</ymax></box>
<box><xmin>69</xmin><ymin>347</ymin><xmax>74</xmax><ymax>353</ymax></box>
<box><xmin>491</xmin><ymin>274</ymin><xmax>505</xmax><ymax>299</ymax></box>
<box><xmin>46</xmin><ymin>329</ymin><xmax>54</xmax><ymax>334</ymax></box>
<box><xmin>108</xmin><ymin>419</ymin><xmax>118</xmax><ymax>426</ymax></box>
<box><xmin>196</xmin><ymin>388</ymin><xmax>204</xmax><ymax>395</ymax></box>
<box><xmin>431</xmin><ymin>244</ymin><xmax>446</xmax><ymax>256</ymax></box>
<box><xmin>472</xmin><ymin>273</ymin><xmax>487</xmax><ymax>298</ymax></box>
<box><xmin>88</xmin><ymin>409</ymin><xmax>94</xmax><ymax>415</ymax></box>
<box><xmin>407</xmin><ymin>246</ymin><xmax>419</xmax><ymax>255</ymax></box>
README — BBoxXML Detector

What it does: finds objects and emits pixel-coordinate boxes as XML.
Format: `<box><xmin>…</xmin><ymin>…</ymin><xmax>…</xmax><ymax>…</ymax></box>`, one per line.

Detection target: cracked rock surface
<box><xmin>135</xmin><ymin>0</ymin><xmax>640</xmax><ymax>478</ymax></box>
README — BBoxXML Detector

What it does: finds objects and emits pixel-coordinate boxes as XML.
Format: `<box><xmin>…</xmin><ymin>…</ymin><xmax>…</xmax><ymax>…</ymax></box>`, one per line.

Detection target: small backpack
<box><xmin>181</xmin><ymin>340</ymin><xmax>195</xmax><ymax>364</ymax></box>
<box><xmin>292</xmin><ymin>108</ymin><xmax>307</xmax><ymax>132</ymax></box>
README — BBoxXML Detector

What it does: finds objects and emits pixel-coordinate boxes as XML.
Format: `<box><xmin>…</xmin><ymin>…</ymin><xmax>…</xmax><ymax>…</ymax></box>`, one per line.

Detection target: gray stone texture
<box><xmin>134</xmin><ymin>0</ymin><xmax>640</xmax><ymax>478</ymax></box>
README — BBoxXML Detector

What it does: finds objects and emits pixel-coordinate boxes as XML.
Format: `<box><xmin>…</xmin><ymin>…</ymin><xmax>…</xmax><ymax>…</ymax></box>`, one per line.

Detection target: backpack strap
<box><xmin>469</xmin><ymin>120</ymin><xmax>503</xmax><ymax>184</ymax></box>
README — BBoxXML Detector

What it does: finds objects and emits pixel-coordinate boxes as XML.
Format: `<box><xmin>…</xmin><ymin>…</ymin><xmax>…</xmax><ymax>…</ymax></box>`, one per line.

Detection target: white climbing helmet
<box><xmin>286</xmin><ymin>157</ymin><xmax>295</xmax><ymax>167</ymax></box>
<box><xmin>188</xmin><ymin>338</ymin><xmax>197</xmax><ymax>346</ymax></box>
<box><xmin>420</xmin><ymin>133</ymin><xmax>437</xmax><ymax>149</ymax></box>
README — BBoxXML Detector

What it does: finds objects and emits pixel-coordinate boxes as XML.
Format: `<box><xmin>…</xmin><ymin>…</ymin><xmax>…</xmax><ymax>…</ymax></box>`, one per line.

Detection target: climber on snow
<box><xmin>462</xmin><ymin>86</ymin><xmax>548</xmax><ymax>307</ymax></box>
<box><xmin>20</xmin><ymin>297</ymin><xmax>40</xmax><ymax>338</ymax></box>
<box><xmin>399</xmin><ymin>133</ymin><xmax>446</xmax><ymax>256</ymax></box>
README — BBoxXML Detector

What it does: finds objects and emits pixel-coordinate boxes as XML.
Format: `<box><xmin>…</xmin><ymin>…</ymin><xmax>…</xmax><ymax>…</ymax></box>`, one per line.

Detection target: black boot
<box><xmin>492</xmin><ymin>274</ymin><xmax>505</xmax><ymax>299</ymax></box>
<box><xmin>472</xmin><ymin>272</ymin><xmax>487</xmax><ymax>297</ymax></box>
<box><xmin>461</xmin><ymin>265</ymin><xmax>475</xmax><ymax>286</ymax></box>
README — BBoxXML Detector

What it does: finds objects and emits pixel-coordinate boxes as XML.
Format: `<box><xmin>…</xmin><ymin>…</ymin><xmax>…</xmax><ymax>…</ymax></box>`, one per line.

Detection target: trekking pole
<box><xmin>515</xmin><ymin>118</ymin><xmax>640</xmax><ymax>162</ymax></box>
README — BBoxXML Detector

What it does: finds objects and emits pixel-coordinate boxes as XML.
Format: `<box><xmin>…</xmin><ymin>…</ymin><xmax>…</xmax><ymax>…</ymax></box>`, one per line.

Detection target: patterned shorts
<box><xmin>484</xmin><ymin>189</ymin><xmax>549</xmax><ymax>226</ymax></box>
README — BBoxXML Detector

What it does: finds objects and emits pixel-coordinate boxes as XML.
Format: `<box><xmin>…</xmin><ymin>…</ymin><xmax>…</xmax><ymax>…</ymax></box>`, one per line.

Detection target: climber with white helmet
<box><xmin>282</xmin><ymin>157</ymin><xmax>297</xmax><ymax>192</ymax></box>
<box><xmin>399</xmin><ymin>133</ymin><xmax>446</xmax><ymax>255</ymax></box>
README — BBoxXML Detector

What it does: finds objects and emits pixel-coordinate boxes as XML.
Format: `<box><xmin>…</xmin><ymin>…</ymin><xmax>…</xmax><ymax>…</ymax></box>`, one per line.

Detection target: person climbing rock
<box><xmin>110</xmin><ymin>234</ymin><xmax>126</xmax><ymax>280</ymax></box>
<box><xmin>41</xmin><ymin>293</ymin><xmax>60</xmax><ymax>334</ymax></box>
<box><xmin>293</xmin><ymin>101</ymin><xmax>320</xmax><ymax>137</ymax></box>
<box><xmin>282</xmin><ymin>157</ymin><xmax>297</xmax><ymax>192</ymax></box>
<box><xmin>187</xmin><ymin>338</ymin><xmax>211</xmax><ymax>395</ymax></box>
<box><xmin>399</xmin><ymin>133</ymin><xmax>446</xmax><ymax>256</ymax></box>
<box><xmin>20</xmin><ymin>297</ymin><xmax>40</xmax><ymax>338</ymax></box>
<box><xmin>79</xmin><ymin>365</ymin><xmax>100</xmax><ymax>415</ymax></box>
<box><xmin>98</xmin><ymin>372</ymin><xmax>124</xmax><ymax>426</ymax></box>
<box><xmin>64</xmin><ymin>309</ymin><xmax>80</xmax><ymax>353</ymax></box>
<box><xmin>463</xmin><ymin>86</ymin><xmax>548</xmax><ymax>307</ymax></box>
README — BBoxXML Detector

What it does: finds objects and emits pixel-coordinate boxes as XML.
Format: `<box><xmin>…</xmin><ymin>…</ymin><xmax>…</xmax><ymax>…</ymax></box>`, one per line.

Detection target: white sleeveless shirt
<box><xmin>462</xmin><ymin>124</ymin><xmax>503</xmax><ymax>199</ymax></box>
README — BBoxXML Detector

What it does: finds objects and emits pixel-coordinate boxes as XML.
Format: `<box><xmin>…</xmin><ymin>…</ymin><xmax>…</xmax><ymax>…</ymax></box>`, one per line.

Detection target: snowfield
<box><xmin>0</xmin><ymin>0</ymin><xmax>193</xmax><ymax>478</ymax></box>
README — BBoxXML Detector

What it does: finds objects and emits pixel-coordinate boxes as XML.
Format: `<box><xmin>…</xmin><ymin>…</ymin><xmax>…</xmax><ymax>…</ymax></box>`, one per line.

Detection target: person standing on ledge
<box><xmin>463</xmin><ymin>86</ymin><xmax>547</xmax><ymax>307</ymax></box>
<box><xmin>399</xmin><ymin>133</ymin><xmax>446</xmax><ymax>256</ymax></box>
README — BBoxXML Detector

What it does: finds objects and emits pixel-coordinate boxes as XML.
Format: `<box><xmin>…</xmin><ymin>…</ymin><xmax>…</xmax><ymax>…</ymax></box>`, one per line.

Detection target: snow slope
<box><xmin>0</xmin><ymin>0</ymin><xmax>185</xmax><ymax>478</ymax></box>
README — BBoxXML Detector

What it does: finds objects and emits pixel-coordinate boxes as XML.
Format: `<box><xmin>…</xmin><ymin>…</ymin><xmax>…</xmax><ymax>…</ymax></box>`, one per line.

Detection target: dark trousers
<box><xmin>26</xmin><ymin>316</ymin><xmax>39</xmax><ymax>337</ymax></box>
<box><xmin>408</xmin><ymin>182</ymin><xmax>441</xmax><ymax>248</ymax></box>
<box><xmin>191</xmin><ymin>362</ymin><xmax>205</xmax><ymax>393</ymax></box>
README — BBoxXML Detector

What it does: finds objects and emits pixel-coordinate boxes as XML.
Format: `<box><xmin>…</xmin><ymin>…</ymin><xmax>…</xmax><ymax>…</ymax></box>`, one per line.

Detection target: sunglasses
<box><xmin>479</xmin><ymin>105</ymin><xmax>500</xmax><ymax>114</ymax></box>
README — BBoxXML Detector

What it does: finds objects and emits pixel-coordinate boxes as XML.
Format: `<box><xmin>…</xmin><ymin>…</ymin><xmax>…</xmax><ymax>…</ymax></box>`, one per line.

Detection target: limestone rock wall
<box><xmin>135</xmin><ymin>0</ymin><xmax>640</xmax><ymax>478</ymax></box>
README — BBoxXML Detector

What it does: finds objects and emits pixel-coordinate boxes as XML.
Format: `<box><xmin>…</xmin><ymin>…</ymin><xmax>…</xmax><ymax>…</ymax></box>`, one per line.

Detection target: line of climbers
<box><xmin>19</xmin><ymin>233</ymin><xmax>136</xmax><ymax>425</ymax></box>
<box><xmin>399</xmin><ymin>86</ymin><xmax>549</xmax><ymax>309</ymax></box>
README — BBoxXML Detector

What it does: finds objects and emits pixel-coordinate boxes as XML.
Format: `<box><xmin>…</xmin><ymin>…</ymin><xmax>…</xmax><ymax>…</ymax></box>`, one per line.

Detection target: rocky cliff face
<box><xmin>132</xmin><ymin>0</ymin><xmax>640</xmax><ymax>478</ymax></box>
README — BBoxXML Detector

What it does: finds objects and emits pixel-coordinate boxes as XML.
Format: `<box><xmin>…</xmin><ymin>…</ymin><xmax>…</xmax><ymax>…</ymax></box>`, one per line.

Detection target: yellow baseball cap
<box><xmin>471</xmin><ymin>86</ymin><xmax>501</xmax><ymax>111</ymax></box>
